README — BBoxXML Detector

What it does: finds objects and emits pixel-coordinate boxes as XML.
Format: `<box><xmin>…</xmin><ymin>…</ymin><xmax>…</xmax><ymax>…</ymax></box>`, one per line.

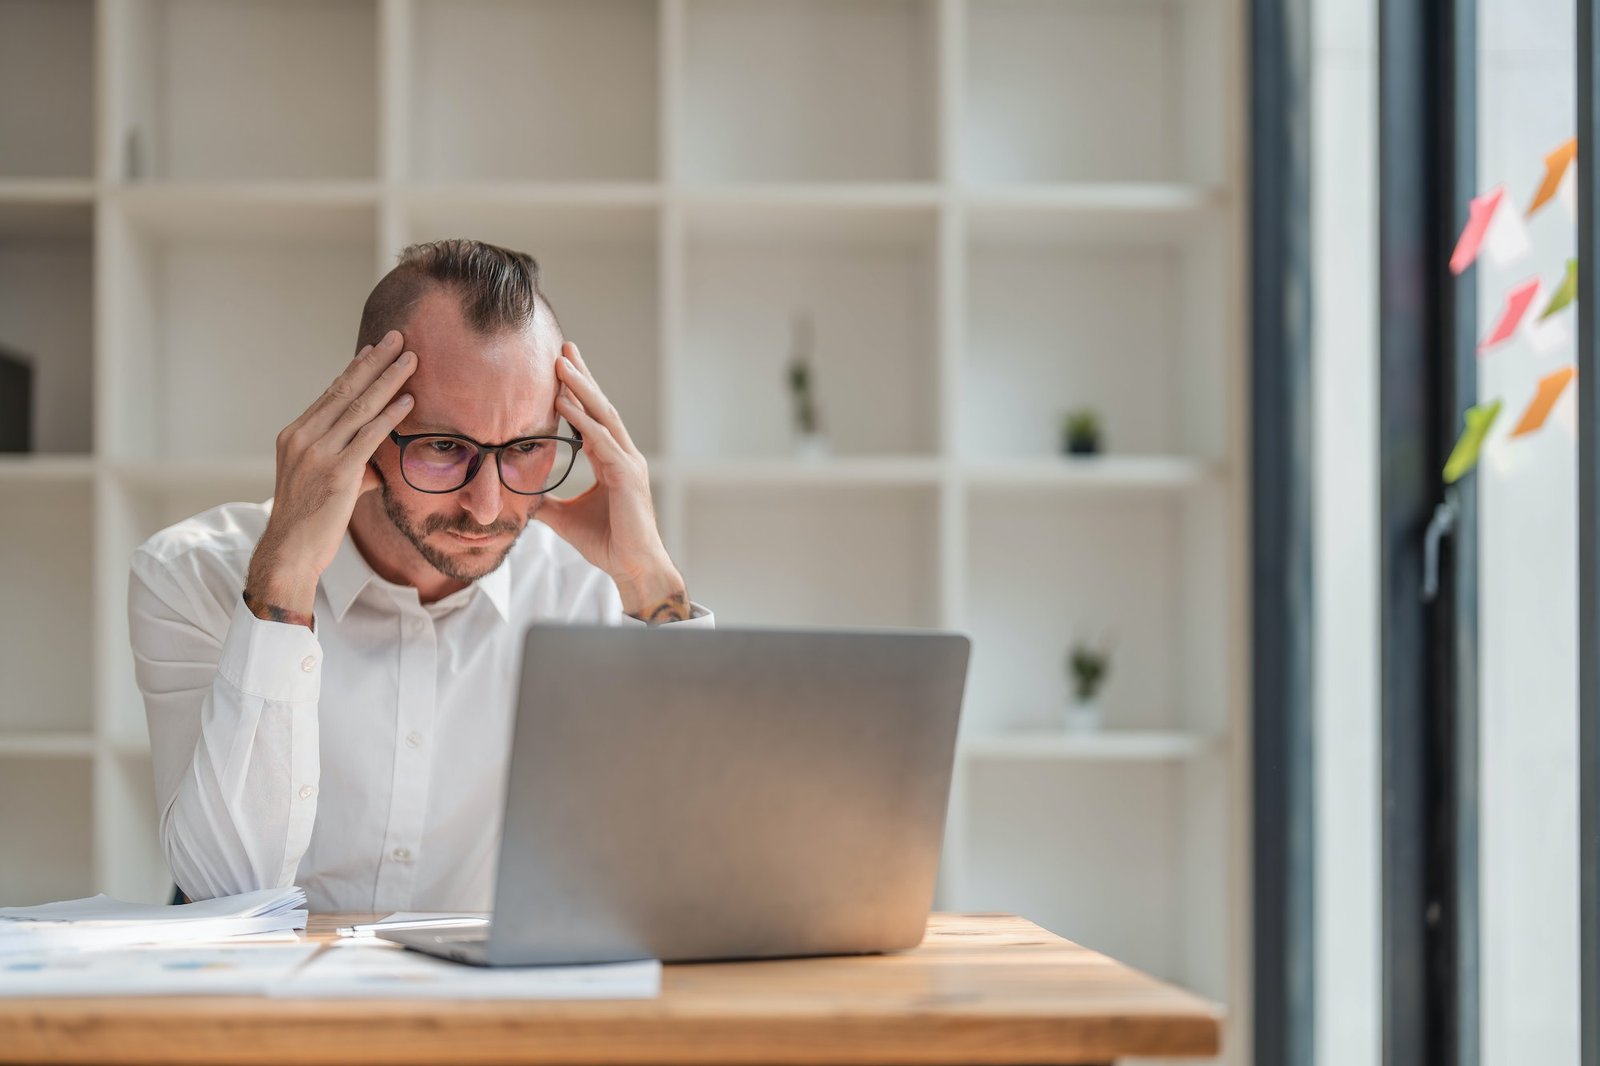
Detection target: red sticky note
<box><xmin>1451</xmin><ymin>186</ymin><xmax>1507</xmax><ymax>275</ymax></box>
<box><xmin>1478</xmin><ymin>277</ymin><xmax>1541</xmax><ymax>352</ymax></box>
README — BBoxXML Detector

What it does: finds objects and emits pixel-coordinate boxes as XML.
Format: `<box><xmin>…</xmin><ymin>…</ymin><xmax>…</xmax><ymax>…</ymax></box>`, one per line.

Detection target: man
<box><xmin>129</xmin><ymin>240</ymin><xmax>712</xmax><ymax>912</ymax></box>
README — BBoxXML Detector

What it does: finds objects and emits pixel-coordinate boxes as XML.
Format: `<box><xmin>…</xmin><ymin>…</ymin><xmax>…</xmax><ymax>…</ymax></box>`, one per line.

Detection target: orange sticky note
<box><xmin>1511</xmin><ymin>366</ymin><xmax>1577</xmax><ymax>438</ymax></box>
<box><xmin>1527</xmin><ymin>138</ymin><xmax>1578</xmax><ymax>217</ymax></box>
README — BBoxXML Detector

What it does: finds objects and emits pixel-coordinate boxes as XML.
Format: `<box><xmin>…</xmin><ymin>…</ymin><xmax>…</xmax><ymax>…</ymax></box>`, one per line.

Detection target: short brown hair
<box><xmin>355</xmin><ymin>238</ymin><xmax>560</xmax><ymax>352</ymax></box>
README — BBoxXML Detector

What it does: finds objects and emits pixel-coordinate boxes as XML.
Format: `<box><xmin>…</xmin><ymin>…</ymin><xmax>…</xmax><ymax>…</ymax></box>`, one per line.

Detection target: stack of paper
<box><xmin>0</xmin><ymin>887</ymin><xmax>308</xmax><ymax>955</ymax></box>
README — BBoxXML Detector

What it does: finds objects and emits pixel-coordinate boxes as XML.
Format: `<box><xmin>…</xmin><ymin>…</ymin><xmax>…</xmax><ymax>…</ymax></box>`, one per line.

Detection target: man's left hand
<box><xmin>537</xmin><ymin>341</ymin><xmax>691</xmax><ymax>623</ymax></box>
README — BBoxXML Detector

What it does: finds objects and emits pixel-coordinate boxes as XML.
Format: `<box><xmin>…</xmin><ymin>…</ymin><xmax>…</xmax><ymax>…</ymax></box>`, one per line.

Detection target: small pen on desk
<box><xmin>336</xmin><ymin>916</ymin><xmax>489</xmax><ymax>938</ymax></box>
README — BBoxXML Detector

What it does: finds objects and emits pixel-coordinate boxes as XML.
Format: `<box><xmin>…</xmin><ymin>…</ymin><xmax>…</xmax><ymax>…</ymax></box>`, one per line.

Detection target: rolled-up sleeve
<box><xmin>129</xmin><ymin>551</ymin><xmax>323</xmax><ymax>900</ymax></box>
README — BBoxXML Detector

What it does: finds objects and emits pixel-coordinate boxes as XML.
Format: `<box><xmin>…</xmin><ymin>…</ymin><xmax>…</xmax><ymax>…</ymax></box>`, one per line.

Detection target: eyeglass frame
<box><xmin>387</xmin><ymin>427</ymin><xmax>585</xmax><ymax>496</ymax></box>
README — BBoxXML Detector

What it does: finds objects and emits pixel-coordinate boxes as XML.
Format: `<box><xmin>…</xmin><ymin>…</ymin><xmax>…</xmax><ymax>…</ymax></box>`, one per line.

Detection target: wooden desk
<box><xmin>0</xmin><ymin>912</ymin><xmax>1222</xmax><ymax>1065</ymax></box>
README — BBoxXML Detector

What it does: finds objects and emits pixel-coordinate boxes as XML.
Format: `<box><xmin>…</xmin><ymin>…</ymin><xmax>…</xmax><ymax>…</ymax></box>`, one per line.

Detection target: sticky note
<box><xmin>1443</xmin><ymin>400</ymin><xmax>1503</xmax><ymax>483</ymax></box>
<box><xmin>1541</xmin><ymin>258</ymin><xmax>1578</xmax><ymax>320</ymax></box>
<box><xmin>1450</xmin><ymin>186</ymin><xmax>1531</xmax><ymax>274</ymax></box>
<box><xmin>1452</xmin><ymin>188</ymin><xmax>1505</xmax><ymax>274</ymax></box>
<box><xmin>1523</xmin><ymin>309</ymin><xmax>1572</xmax><ymax>355</ymax></box>
<box><xmin>1527</xmin><ymin>138</ymin><xmax>1578</xmax><ymax>217</ymax></box>
<box><xmin>1479</xmin><ymin>277</ymin><xmax>1542</xmax><ymax>352</ymax></box>
<box><xmin>1511</xmin><ymin>366</ymin><xmax>1577</xmax><ymax>438</ymax></box>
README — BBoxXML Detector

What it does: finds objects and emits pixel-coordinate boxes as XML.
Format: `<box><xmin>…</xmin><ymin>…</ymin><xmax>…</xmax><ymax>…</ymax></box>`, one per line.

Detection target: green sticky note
<box><xmin>1541</xmin><ymin>258</ymin><xmax>1578</xmax><ymax>320</ymax></box>
<box><xmin>1443</xmin><ymin>400</ymin><xmax>1503</xmax><ymax>484</ymax></box>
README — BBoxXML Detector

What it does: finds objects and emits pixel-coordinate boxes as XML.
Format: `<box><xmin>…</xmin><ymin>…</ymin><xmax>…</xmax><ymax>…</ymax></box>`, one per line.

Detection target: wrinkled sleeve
<box><xmin>128</xmin><ymin>550</ymin><xmax>323</xmax><ymax>900</ymax></box>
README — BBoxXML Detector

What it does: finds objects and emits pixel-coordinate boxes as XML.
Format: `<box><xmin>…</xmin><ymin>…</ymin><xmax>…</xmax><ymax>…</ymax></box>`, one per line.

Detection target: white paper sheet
<box><xmin>0</xmin><ymin>943</ymin><xmax>319</xmax><ymax>997</ymax></box>
<box><xmin>336</xmin><ymin>911</ymin><xmax>490</xmax><ymax>938</ymax></box>
<box><xmin>272</xmin><ymin>940</ymin><xmax>661</xmax><ymax>1000</ymax></box>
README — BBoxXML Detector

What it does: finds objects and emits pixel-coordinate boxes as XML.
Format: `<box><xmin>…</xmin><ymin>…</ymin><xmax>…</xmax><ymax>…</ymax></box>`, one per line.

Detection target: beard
<box><xmin>380</xmin><ymin>478</ymin><xmax>528</xmax><ymax>583</ymax></box>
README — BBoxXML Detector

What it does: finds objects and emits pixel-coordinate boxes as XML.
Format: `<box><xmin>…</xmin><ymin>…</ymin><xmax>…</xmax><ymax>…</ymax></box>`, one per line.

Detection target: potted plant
<box><xmin>1065</xmin><ymin>637</ymin><xmax>1113</xmax><ymax>732</ymax></box>
<box><xmin>787</xmin><ymin>312</ymin><xmax>828</xmax><ymax>459</ymax></box>
<box><xmin>1061</xmin><ymin>408</ymin><xmax>1103</xmax><ymax>456</ymax></box>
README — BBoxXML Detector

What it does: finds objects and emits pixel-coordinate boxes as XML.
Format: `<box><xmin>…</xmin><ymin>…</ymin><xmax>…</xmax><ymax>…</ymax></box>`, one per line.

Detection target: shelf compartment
<box><xmin>675</xmin><ymin>456</ymin><xmax>943</xmax><ymax>487</ymax></box>
<box><xmin>963</xmin><ymin>0</ymin><xmax>1225</xmax><ymax>185</ymax></box>
<box><xmin>679</xmin><ymin>203</ymin><xmax>940</xmax><ymax>459</ymax></box>
<box><xmin>683</xmin><ymin>484</ymin><xmax>940</xmax><ymax>629</ymax></box>
<box><xmin>680</xmin><ymin>0</ymin><xmax>937</xmax><ymax>183</ymax></box>
<box><xmin>99</xmin><ymin>748</ymin><xmax>172</xmax><ymax>903</ymax></box>
<box><xmin>0</xmin><ymin>481</ymin><xmax>93</xmax><ymax>735</ymax></box>
<box><xmin>960</xmin><ymin>729</ymin><xmax>1219</xmax><ymax>762</ymax></box>
<box><xmin>962</xmin><ymin>219</ymin><xmax>1231</xmax><ymax>461</ymax></box>
<box><xmin>0</xmin><ymin>757</ymin><xmax>93</xmax><ymax>905</ymax></box>
<box><xmin>0</xmin><ymin>0</ymin><xmax>94</xmax><ymax>179</ymax></box>
<box><xmin>0</xmin><ymin>202</ymin><xmax>93</xmax><ymax>455</ymax></box>
<box><xmin>399</xmin><ymin>200</ymin><xmax>663</xmax><ymax>454</ymax></box>
<box><xmin>962</xmin><ymin>456</ymin><xmax>1220</xmax><ymax>493</ymax></box>
<box><xmin>959</xmin><ymin>758</ymin><xmax>1180</xmax><ymax>980</ymax></box>
<box><xmin>964</xmin><ymin>185</ymin><xmax>1225</xmax><ymax>243</ymax></box>
<box><xmin>963</xmin><ymin>492</ymin><xmax>1182</xmax><ymax>736</ymax></box>
<box><xmin>103</xmin><ymin>198</ymin><xmax>378</xmax><ymax>460</ymax></box>
<box><xmin>115</xmin><ymin>0</ymin><xmax>378</xmax><ymax>181</ymax></box>
<box><xmin>409</xmin><ymin>0</ymin><xmax>659</xmax><ymax>182</ymax></box>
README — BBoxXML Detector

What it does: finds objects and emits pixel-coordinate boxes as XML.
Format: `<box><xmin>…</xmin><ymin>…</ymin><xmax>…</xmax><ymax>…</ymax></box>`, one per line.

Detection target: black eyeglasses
<box><xmin>388</xmin><ymin>427</ymin><xmax>584</xmax><ymax>496</ymax></box>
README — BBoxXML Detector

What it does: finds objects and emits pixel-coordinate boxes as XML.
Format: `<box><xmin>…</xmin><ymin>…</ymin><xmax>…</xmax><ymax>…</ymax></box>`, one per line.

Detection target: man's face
<box><xmin>372</xmin><ymin>287</ymin><xmax>562</xmax><ymax>583</ymax></box>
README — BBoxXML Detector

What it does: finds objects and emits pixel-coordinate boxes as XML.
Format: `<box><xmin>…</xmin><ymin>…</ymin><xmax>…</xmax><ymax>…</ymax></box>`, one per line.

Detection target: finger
<box><xmin>302</xmin><ymin>330</ymin><xmax>409</xmax><ymax>435</ymax></box>
<box><xmin>555</xmin><ymin>387</ymin><xmax>629</xmax><ymax>470</ymax></box>
<box><xmin>327</xmin><ymin>349</ymin><xmax>417</xmax><ymax>448</ymax></box>
<box><xmin>556</xmin><ymin>348</ymin><xmax>636</xmax><ymax>453</ymax></box>
<box><xmin>344</xmin><ymin>391</ymin><xmax>415</xmax><ymax>463</ymax></box>
<box><xmin>359</xmin><ymin>458</ymin><xmax>383</xmax><ymax>497</ymax></box>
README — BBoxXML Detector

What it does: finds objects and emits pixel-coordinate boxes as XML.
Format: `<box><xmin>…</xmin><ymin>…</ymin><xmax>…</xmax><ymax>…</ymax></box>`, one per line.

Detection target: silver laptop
<box><xmin>379</xmin><ymin>623</ymin><xmax>969</xmax><ymax>966</ymax></box>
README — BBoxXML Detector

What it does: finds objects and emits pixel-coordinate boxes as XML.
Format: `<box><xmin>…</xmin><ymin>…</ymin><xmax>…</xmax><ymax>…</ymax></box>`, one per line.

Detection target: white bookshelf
<box><xmin>0</xmin><ymin>0</ymin><xmax>1245</xmax><ymax>1055</ymax></box>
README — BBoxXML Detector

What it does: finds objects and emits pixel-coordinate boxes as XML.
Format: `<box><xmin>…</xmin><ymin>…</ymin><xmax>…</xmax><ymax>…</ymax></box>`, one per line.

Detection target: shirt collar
<box><xmin>319</xmin><ymin>530</ymin><xmax>515</xmax><ymax>624</ymax></box>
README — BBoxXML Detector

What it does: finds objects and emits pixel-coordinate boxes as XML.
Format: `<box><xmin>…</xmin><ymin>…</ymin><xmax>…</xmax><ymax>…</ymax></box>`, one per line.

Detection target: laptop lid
<box><xmin>485</xmin><ymin>624</ymin><xmax>969</xmax><ymax>966</ymax></box>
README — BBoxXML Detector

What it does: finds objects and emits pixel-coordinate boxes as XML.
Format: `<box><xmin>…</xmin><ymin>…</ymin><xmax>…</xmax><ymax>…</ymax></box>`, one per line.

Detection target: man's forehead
<box><xmin>404</xmin><ymin>289</ymin><xmax>561</xmax><ymax>365</ymax></box>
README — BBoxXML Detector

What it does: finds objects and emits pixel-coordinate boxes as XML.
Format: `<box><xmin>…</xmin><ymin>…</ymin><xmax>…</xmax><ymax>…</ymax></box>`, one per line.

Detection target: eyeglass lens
<box><xmin>401</xmin><ymin>437</ymin><xmax>576</xmax><ymax>494</ymax></box>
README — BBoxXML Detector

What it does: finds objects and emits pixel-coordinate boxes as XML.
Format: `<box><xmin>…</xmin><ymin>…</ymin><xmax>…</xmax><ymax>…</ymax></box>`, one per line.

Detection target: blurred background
<box><xmin>1</xmin><ymin>0</ymin><xmax>1592</xmax><ymax>1064</ymax></box>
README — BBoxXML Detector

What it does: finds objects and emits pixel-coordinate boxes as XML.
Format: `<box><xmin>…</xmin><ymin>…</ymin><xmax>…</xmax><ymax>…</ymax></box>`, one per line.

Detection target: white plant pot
<box><xmin>1064</xmin><ymin>698</ymin><xmax>1102</xmax><ymax>733</ymax></box>
<box><xmin>795</xmin><ymin>432</ymin><xmax>831</xmax><ymax>460</ymax></box>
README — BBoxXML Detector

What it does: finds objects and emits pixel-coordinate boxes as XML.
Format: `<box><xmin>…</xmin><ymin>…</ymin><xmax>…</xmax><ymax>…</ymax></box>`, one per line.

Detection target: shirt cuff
<box><xmin>216</xmin><ymin>597</ymin><xmax>324</xmax><ymax>703</ymax></box>
<box><xmin>618</xmin><ymin>602</ymin><xmax>715</xmax><ymax>628</ymax></box>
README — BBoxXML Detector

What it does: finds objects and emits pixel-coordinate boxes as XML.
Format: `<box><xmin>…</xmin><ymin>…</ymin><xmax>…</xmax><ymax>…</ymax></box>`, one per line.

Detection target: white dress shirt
<box><xmin>128</xmin><ymin>500</ymin><xmax>713</xmax><ymax>912</ymax></box>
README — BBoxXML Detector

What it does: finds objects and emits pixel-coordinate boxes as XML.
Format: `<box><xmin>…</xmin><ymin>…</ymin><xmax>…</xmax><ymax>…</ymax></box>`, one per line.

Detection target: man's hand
<box><xmin>244</xmin><ymin>331</ymin><xmax>418</xmax><ymax>625</ymax></box>
<box><xmin>538</xmin><ymin>341</ymin><xmax>691</xmax><ymax>624</ymax></box>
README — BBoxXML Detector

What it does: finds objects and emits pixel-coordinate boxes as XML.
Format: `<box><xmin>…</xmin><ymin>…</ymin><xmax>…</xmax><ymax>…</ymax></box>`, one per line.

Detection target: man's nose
<box><xmin>458</xmin><ymin>457</ymin><xmax>505</xmax><ymax>526</ymax></box>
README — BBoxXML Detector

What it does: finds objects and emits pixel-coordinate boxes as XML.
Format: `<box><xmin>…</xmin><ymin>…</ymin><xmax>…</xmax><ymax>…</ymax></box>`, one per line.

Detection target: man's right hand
<box><xmin>244</xmin><ymin>330</ymin><xmax>418</xmax><ymax>625</ymax></box>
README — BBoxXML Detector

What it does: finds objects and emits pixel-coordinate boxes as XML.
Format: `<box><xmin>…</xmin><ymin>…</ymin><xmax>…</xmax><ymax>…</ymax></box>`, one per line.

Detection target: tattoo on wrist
<box><xmin>632</xmin><ymin>589</ymin><xmax>691</xmax><ymax>626</ymax></box>
<box><xmin>242</xmin><ymin>589</ymin><xmax>315</xmax><ymax>630</ymax></box>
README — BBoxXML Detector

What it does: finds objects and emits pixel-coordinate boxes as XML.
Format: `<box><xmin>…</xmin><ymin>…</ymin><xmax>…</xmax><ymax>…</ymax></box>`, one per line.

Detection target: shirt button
<box><xmin>407</xmin><ymin>618</ymin><xmax>426</xmax><ymax>636</ymax></box>
<box><xmin>405</xmin><ymin>732</ymin><xmax>423</xmax><ymax>749</ymax></box>
<box><xmin>392</xmin><ymin>847</ymin><xmax>412</xmax><ymax>862</ymax></box>
<box><xmin>300</xmin><ymin>655</ymin><xmax>317</xmax><ymax>673</ymax></box>
<box><xmin>298</xmin><ymin>785</ymin><xmax>315</xmax><ymax>800</ymax></box>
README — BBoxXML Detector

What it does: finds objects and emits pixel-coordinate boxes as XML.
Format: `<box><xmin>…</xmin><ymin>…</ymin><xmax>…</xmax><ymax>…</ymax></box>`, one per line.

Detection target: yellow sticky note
<box><xmin>1528</xmin><ymin>137</ymin><xmax>1578</xmax><ymax>217</ymax></box>
<box><xmin>1443</xmin><ymin>400</ymin><xmax>1503</xmax><ymax>483</ymax></box>
<box><xmin>1511</xmin><ymin>366</ymin><xmax>1577</xmax><ymax>438</ymax></box>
